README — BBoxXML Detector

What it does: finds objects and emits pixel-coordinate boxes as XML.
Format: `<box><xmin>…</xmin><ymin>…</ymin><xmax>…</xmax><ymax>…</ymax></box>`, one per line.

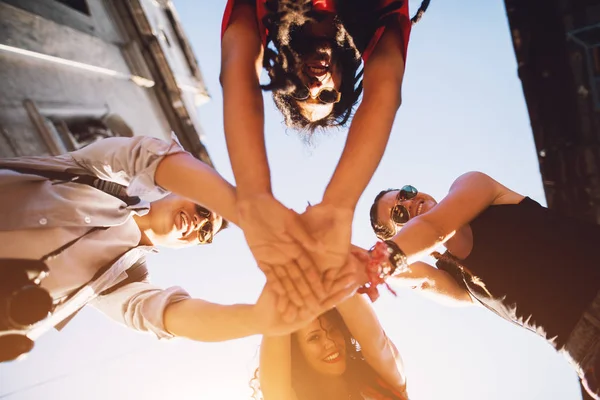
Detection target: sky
<box><xmin>0</xmin><ymin>1</ymin><xmax>585</xmax><ymax>399</ymax></box>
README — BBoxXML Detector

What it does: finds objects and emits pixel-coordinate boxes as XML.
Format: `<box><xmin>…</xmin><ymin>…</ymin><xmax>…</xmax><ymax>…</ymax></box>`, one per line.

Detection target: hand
<box><xmin>253</xmin><ymin>283</ymin><xmax>316</xmax><ymax>336</ymax></box>
<box><xmin>300</xmin><ymin>203</ymin><xmax>354</xmax><ymax>291</ymax></box>
<box><xmin>237</xmin><ymin>194</ymin><xmax>324</xmax><ymax>310</ymax></box>
<box><xmin>349</xmin><ymin>245</ymin><xmax>372</xmax><ymax>285</ymax></box>
<box><xmin>253</xmin><ymin>265</ymin><xmax>361</xmax><ymax>336</ymax></box>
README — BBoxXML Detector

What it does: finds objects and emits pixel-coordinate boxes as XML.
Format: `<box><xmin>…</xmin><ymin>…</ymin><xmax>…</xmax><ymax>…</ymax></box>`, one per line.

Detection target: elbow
<box><xmin>394</xmin><ymin>93</ymin><xmax>402</xmax><ymax>112</ymax></box>
<box><xmin>386</xmin><ymin>87</ymin><xmax>402</xmax><ymax>112</ymax></box>
<box><xmin>361</xmin><ymin>332</ymin><xmax>391</xmax><ymax>361</ymax></box>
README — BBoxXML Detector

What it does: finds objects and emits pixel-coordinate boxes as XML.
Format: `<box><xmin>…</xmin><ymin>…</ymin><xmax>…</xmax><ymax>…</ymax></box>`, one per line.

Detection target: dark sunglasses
<box><xmin>390</xmin><ymin>185</ymin><xmax>418</xmax><ymax>226</ymax></box>
<box><xmin>290</xmin><ymin>85</ymin><xmax>341</xmax><ymax>104</ymax></box>
<box><xmin>194</xmin><ymin>205</ymin><xmax>215</xmax><ymax>244</ymax></box>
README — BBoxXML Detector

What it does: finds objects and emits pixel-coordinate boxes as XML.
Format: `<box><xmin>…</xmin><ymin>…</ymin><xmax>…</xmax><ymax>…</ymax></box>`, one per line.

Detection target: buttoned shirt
<box><xmin>0</xmin><ymin>135</ymin><xmax>191</xmax><ymax>339</ymax></box>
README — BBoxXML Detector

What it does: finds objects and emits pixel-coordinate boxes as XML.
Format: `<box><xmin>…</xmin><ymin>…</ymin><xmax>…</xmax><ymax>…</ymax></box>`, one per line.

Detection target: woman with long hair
<box><xmin>368</xmin><ymin>172</ymin><xmax>600</xmax><ymax>399</ymax></box>
<box><xmin>219</xmin><ymin>0</ymin><xmax>430</xmax><ymax>314</ymax></box>
<box><xmin>253</xmin><ymin>288</ymin><xmax>408</xmax><ymax>400</ymax></box>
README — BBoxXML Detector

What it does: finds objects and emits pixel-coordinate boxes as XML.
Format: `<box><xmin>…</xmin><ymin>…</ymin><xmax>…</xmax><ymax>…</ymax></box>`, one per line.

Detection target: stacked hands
<box><xmin>238</xmin><ymin>193</ymin><xmax>372</xmax><ymax>336</ymax></box>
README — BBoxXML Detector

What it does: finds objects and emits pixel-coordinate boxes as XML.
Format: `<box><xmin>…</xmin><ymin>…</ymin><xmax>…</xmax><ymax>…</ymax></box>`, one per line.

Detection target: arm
<box><xmin>155</xmin><ymin>152</ymin><xmax>238</xmax><ymax>225</ymax></box>
<box><xmin>220</xmin><ymin>3</ymin><xmax>328</xmax><ymax>308</ymax></box>
<box><xmin>92</xmin><ymin>281</ymin><xmax>263</xmax><ymax>341</ymax></box>
<box><xmin>93</xmin><ymin>278</ymin><xmax>334</xmax><ymax>342</ymax></box>
<box><xmin>259</xmin><ymin>335</ymin><xmax>297</xmax><ymax>400</ymax></box>
<box><xmin>391</xmin><ymin>172</ymin><xmax>520</xmax><ymax>263</ymax></box>
<box><xmin>323</xmin><ymin>23</ymin><xmax>406</xmax><ymax>209</ymax></box>
<box><xmin>392</xmin><ymin>262</ymin><xmax>473</xmax><ymax>307</ymax></box>
<box><xmin>336</xmin><ymin>294</ymin><xmax>407</xmax><ymax>394</ymax></box>
<box><xmin>70</xmin><ymin>134</ymin><xmax>239</xmax><ymax>226</ymax></box>
<box><xmin>220</xmin><ymin>2</ymin><xmax>269</xmax><ymax>199</ymax></box>
<box><xmin>164</xmin><ymin>299</ymin><xmax>261</xmax><ymax>342</ymax></box>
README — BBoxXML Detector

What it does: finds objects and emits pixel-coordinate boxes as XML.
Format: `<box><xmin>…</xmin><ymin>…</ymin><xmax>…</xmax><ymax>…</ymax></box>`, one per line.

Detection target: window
<box><xmin>1</xmin><ymin>0</ymin><xmax>107</xmax><ymax>40</ymax></box>
<box><xmin>51</xmin><ymin>115</ymin><xmax>133</xmax><ymax>151</ymax></box>
<box><xmin>24</xmin><ymin>99</ymin><xmax>133</xmax><ymax>154</ymax></box>
<box><xmin>54</xmin><ymin>0</ymin><xmax>90</xmax><ymax>15</ymax></box>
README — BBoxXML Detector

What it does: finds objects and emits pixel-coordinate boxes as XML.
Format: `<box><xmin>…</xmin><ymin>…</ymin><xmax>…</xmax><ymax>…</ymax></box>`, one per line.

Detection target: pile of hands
<box><xmin>238</xmin><ymin>193</ymin><xmax>371</xmax><ymax>336</ymax></box>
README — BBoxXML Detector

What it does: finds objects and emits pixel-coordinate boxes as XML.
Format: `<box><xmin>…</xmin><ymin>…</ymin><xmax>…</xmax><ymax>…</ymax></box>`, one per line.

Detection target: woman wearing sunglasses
<box><xmin>220</xmin><ymin>0</ymin><xmax>430</xmax><ymax>318</ymax></box>
<box><xmin>368</xmin><ymin>172</ymin><xmax>600</xmax><ymax>400</ymax></box>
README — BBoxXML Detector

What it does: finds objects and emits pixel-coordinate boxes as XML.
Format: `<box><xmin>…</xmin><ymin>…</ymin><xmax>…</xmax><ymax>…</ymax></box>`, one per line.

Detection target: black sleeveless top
<box><xmin>438</xmin><ymin>197</ymin><xmax>600</xmax><ymax>347</ymax></box>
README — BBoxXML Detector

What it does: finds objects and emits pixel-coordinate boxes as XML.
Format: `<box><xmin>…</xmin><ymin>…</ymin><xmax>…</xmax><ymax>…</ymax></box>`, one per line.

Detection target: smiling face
<box><xmin>141</xmin><ymin>194</ymin><xmax>222</xmax><ymax>248</ymax></box>
<box><xmin>375</xmin><ymin>188</ymin><xmax>438</xmax><ymax>238</ymax></box>
<box><xmin>293</xmin><ymin>38</ymin><xmax>343</xmax><ymax>122</ymax></box>
<box><xmin>295</xmin><ymin>313</ymin><xmax>347</xmax><ymax>377</ymax></box>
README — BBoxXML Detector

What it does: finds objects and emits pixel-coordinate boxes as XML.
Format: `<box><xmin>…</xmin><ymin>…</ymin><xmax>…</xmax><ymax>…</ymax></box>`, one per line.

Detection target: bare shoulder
<box><xmin>364</xmin><ymin>20</ymin><xmax>406</xmax><ymax>87</ymax></box>
<box><xmin>220</xmin><ymin>1</ymin><xmax>263</xmax><ymax>83</ymax></box>
<box><xmin>221</xmin><ymin>2</ymin><xmax>262</xmax><ymax>58</ymax></box>
<box><xmin>369</xmin><ymin>18</ymin><xmax>405</xmax><ymax>60</ymax></box>
<box><xmin>225</xmin><ymin>1</ymin><xmax>258</xmax><ymax>33</ymax></box>
<box><xmin>450</xmin><ymin>172</ymin><xmax>524</xmax><ymax>206</ymax></box>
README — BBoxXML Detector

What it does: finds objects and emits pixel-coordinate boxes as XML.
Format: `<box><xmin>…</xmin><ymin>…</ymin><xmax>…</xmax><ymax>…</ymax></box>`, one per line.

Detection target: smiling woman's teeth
<box><xmin>323</xmin><ymin>352</ymin><xmax>340</xmax><ymax>362</ymax></box>
<box><xmin>416</xmin><ymin>202</ymin><xmax>423</xmax><ymax>216</ymax></box>
<box><xmin>308</xmin><ymin>66</ymin><xmax>327</xmax><ymax>74</ymax></box>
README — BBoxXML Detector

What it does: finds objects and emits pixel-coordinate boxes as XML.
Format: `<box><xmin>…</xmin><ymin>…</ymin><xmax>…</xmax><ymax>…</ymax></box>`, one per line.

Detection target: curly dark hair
<box><xmin>260</xmin><ymin>0</ymin><xmax>430</xmax><ymax>133</ymax></box>
<box><xmin>370</xmin><ymin>188</ymin><xmax>400</xmax><ymax>240</ymax></box>
<box><xmin>250</xmin><ymin>308</ymin><xmax>404</xmax><ymax>400</ymax></box>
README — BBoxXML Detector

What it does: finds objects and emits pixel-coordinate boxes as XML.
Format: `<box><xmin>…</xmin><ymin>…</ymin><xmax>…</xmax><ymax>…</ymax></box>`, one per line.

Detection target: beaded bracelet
<box><xmin>357</xmin><ymin>240</ymin><xmax>409</xmax><ymax>302</ymax></box>
<box><xmin>384</xmin><ymin>240</ymin><xmax>409</xmax><ymax>274</ymax></box>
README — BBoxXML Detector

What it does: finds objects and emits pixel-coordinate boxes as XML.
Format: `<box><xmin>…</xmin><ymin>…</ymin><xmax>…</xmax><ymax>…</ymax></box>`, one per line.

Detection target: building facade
<box><xmin>0</xmin><ymin>0</ymin><xmax>212</xmax><ymax>165</ymax></box>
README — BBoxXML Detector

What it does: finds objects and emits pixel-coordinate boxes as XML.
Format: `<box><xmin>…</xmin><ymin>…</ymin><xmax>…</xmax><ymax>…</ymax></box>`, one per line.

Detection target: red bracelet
<box><xmin>357</xmin><ymin>241</ymin><xmax>398</xmax><ymax>302</ymax></box>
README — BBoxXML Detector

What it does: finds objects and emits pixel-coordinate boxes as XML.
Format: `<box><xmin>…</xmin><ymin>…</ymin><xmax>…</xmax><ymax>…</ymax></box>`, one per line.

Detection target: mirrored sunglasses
<box><xmin>390</xmin><ymin>185</ymin><xmax>418</xmax><ymax>226</ymax></box>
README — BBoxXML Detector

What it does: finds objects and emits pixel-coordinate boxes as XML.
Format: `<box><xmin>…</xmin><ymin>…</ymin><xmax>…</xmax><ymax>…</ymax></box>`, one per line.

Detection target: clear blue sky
<box><xmin>0</xmin><ymin>1</ymin><xmax>584</xmax><ymax>399</ymax></box>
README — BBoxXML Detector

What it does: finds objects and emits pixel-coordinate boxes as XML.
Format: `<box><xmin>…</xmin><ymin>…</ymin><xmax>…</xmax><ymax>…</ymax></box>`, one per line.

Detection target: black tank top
<box><xmin>441</xmin><ymin>197</ymin><xmax>600</xmax><ymax>347</ymax></box>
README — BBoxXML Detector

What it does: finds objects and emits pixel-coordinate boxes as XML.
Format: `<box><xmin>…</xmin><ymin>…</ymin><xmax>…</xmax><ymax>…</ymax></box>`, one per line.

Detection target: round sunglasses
<box><xmin>390</xmin><ymin>185</ymin><xmax>418</xmax><ymax>226</ymax></box>
<box><xmin>290</xmin><ymin>85</ymin><xmax>341</xmax><ymax>104</ymax></box>
<box><xmin>194</xmin><ymin>205</ymin><xmax>215</xmax><ymax>244</ymax></box>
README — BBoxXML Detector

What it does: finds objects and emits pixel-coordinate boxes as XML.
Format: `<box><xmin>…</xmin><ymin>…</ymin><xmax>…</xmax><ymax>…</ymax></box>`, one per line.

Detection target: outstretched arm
<box><xmin>309</xmin><ymin>24</ymin><xmax>407</xmax><ymax>286</ymax></box>
<box><xmin>323</xmin><ymin>22</ymin><xmax>406</xmax><ymax>210</ymax></box>
<box><xmin>220</xmin><ymin>1</ymin><xmax>269</xmax><ymax>199</ymax></box>
<box><xmin>392</xmin><ymin>261</ymin><xmax>473</xmax><ymax>306</ymax></box>
<box><xmin>164</xmin><ymin>281</ymin><xmax>344</xmax><ymax>343</ymax></box>
<box><xmin>155</xmin><ymin>152</ymin><xmax>238</xmax><ymax>224</ymax></box>
<box><xmin>390</xmin><ymin>172</ymin><xmax>522</xmax><ymax>263</ymax></box>
<box><xmin>220</xmin><ymin>2</ymin><xmax>331</xmax><ymax>310</ymax></box>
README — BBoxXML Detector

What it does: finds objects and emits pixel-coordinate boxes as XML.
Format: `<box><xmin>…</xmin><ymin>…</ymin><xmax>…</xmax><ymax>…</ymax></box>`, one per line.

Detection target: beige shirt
<box><xmin>0</xmin><ymin>135</ymin><xmax>191</xmax><ymax>339</ymax></box>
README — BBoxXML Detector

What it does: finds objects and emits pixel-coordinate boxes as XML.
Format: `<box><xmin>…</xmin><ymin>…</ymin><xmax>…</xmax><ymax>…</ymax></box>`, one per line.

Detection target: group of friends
<box><xmin>0</xmin><ymin>1</ymin><xmax>599</xmax><ymax>399</ymax></box>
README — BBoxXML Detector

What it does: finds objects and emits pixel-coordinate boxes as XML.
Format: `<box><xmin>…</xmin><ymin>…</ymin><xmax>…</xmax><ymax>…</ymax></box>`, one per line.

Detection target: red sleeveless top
<box><xmin>221</xmin><ymin>0</ymin><xmax>411</xmax><ymax>64</ymax></box>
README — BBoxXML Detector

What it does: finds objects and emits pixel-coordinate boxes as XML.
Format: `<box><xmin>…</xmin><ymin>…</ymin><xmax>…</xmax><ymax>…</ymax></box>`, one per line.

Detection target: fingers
<box><xmin>318</xmin><ymin>256</ymin><xmax>364</xmax><ymax>309</ymax></box>
<box><xmin>321</xmin><ymin>268</ymin><xmax>337</xmax><ymax>293</ymax></box>
<box><xmin>320</xmin><ymin>283</ymin><xmax>356</xmax><ymax>311</ymax></box>
<box><xmin>298</xmin><ymin>304</ymin><xmax>317</xmax><ymax>321</ymax></box>
<box><xmin>260</xmin><ymin>264</ymin><xmax>286</xmax><ymax>296</ymax></box>
<box><xmin>272</xmin><ymin>264</ymin><xmax>304</xmax><ymax>307</ymax></box>
<box><xmin>276</xmin><ymin>291</ymin><xmax>289</xmax><ymax>314</ymax></box>
<box><xmin>281</xmin><ymin>303</ymin><xmax>299</xmax><ymax>324</ymax></box>
<box><xmin>282</xmin><ymin>258</ymin><xmax>321</xmax><ymax>313</ymax></box>
<box><xmin>340</xmin><ymin>251</ymin><xmax>369</xmax><ymax>286</ymax></box>
<box><xmin>350</xmin><ymin>245</ymin><xmax>370</xmax><ymax>262</ymax></box>
<box><xmin>295</xmin><ymin>251</ymin><xmax>326</xmax><ymax>301</ymax></box>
